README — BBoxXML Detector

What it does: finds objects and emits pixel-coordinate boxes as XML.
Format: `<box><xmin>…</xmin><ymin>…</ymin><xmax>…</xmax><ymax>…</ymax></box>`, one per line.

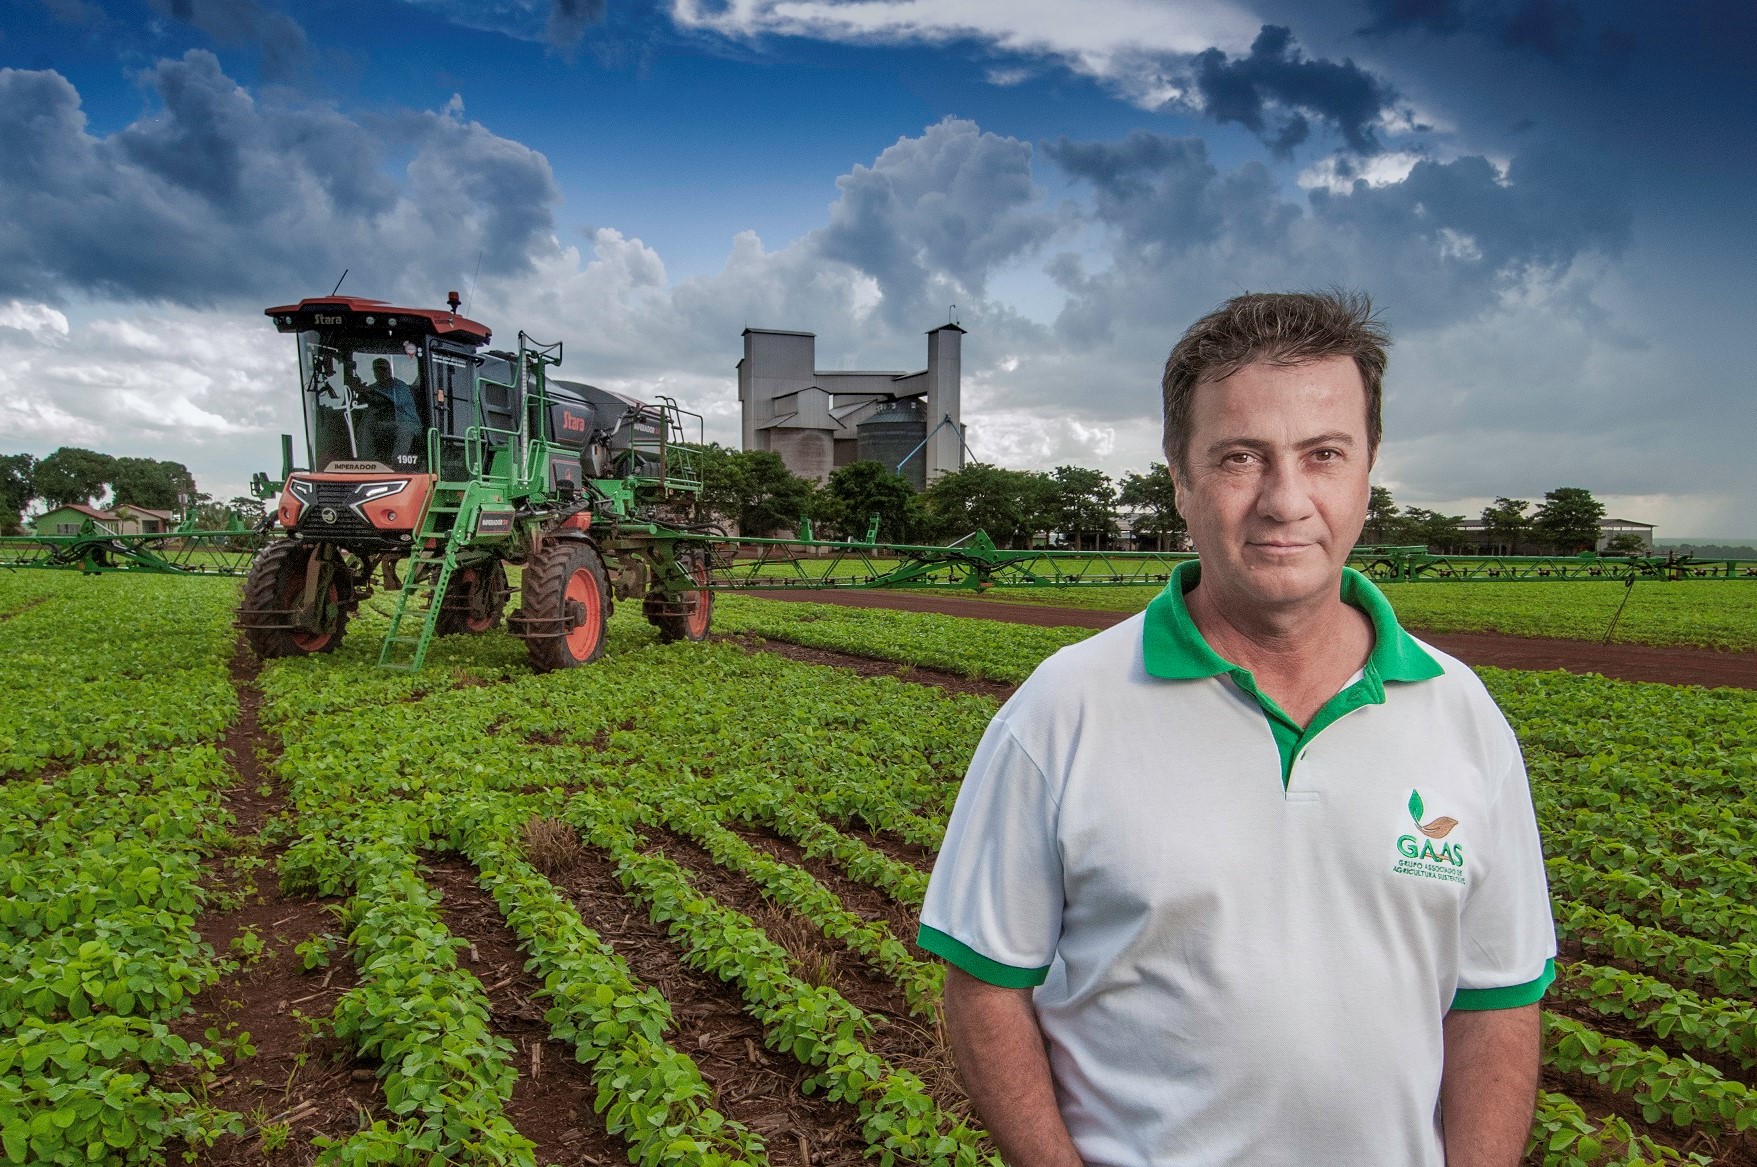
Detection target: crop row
<box><xmin>563</xmin><ymin>790</ymin><xmax>990</xmax><ymax>1167</ymax></box>
<box><xmin>1545</xmin><ymin>1012</ymin><xmax>1757</xmax><ymax>1135</ymax></box>
<box><xmin>1553</xmin><ymin>961</ymin><xmax>1757</xmax><ymax>1070</ymax></box>
<box><xmin>259</xmin><ymin>612</ymin><xmax>1001</xmax><ymax>1163</ymax></box>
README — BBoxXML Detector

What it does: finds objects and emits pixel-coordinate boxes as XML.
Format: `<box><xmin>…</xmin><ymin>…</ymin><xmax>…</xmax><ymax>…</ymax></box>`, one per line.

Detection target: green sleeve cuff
<box><xmin>917</xmin><ymin>925</ymin><xmax>1050</xmax><ymax>988</ymax></box>
<box><xmin>1450</xmin><ymin>959</ymin><xmax>1555</xmax><ymax>1011</ymax></box>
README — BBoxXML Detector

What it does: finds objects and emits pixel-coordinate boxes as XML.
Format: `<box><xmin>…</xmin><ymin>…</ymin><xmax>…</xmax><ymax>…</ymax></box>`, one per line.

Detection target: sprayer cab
<box><xmin>264</xmin><ymin>294</ymin><xmax>499</xmax><ymax>546</ymax></box>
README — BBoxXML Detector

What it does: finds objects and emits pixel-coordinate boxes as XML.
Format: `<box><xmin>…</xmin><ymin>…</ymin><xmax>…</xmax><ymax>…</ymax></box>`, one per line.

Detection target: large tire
<box><xmin>645</xmin><ymin>549</ymin><xmax>713</xmax><ymax>644</ymax></box>
<box><xmin>436</xmin><ymin>560</ymin><xmax>510</xmax><ymax>636</ymax></box>
<box><xmin>520</xmin><ymin>541</ymin><xmax>609</xmax><ymax>672</ymax></box>
<box><xmin>240</xmin><ymin>540</ymin><xmax>352</xmax><ymax>658</ymax></box>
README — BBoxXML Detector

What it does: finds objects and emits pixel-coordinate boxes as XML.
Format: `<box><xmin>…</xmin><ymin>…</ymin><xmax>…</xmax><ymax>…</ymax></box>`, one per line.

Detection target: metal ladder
<box><xmin>377</xmin><ymin>485</ymin><xmax>471</xmax><ymax>672</ymax></box>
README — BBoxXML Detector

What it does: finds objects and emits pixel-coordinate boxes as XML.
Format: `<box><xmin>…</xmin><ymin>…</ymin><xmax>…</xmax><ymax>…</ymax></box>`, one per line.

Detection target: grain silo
<box><xmin>856</xmin><ymin>396</ymin><xmax>929</xmax><ymax>490</ymax></box>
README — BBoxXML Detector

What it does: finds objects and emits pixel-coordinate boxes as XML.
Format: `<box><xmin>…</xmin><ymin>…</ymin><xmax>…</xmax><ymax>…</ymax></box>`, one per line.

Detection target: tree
<box><xmin>691</xmin><ymin>445</ymin><xmax>816</xmax><ymax>537</ymax></box>
<box><xmin>109</xmin><ymin>457</ymin><xmax>198</xmax><ymax>511</ymax></box>
<box><xmin>1604</xmin><ymin>533</ymin><xmax>1647</xmax><ymax>556</ymax></box>
<box><xmin>32</xmin><ymin>447</ymin><xmax>115</xmax><ymax>509</ymax></box>
<box><xmin>1399</xmin><ymin>507</ymin><xmax>1467</xmax><ymax>552</ymax></box>
<box><xmin>1478</xmin><ymin>497</ymin><xmax>1531</xmax><ymax>554</ymax></box>
<box><xmin>1048</xmin><ymin>465</ymin><xmax>1118</xmax><ymax>550</ymax></box>
<box><xmin>187</xmin><ymin>492</ymin><xmax>265</xmax><ymax>529</ymax></box>
<box><xmin>1118</xmin><ymin>464</ymin><xmax>1186</xmax><ymax>551</ymax></box>
<box><xmin>1532</xmin><ymin>487</ymin><xmax>1606</xmax><ymax>554</ymax></box>
<box><xmin>920</xmin><ymin>462</ymin><xmax>1054</xmax><ymax>548</ymax></box>
<box><xmin>817</xmin><ymin>460</ymin><xmax>921</xmax><ymax>543</ymax></box>
<box><xmin>1363</xmin><ymin>486</ymin><xmax>1403</xmax><ymax>544</ymax></box>
<box><xmin>0</xmin><ymin>453</ymin><xmax>34</xmax><ymax>535</ymax></box>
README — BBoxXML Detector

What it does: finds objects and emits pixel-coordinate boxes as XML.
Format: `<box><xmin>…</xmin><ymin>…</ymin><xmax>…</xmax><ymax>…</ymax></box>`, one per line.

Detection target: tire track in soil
<box><xmin>173</xmin><ymin>643</ymin><xmax>382</xmax><ymax>1165</ymax></box>
<box><xmin>740</xmin><ymin>589</ymin><xmax>1757</xmax><ymax>690</ymax></box>
<box><xmin>420</xmin><ymin>852</ymin><xmax>633</xmax><ymax>1166</ymax></box>
<box><xmin>555</xmin><ymin>836</ymin><xmax>874</xmax><ymax>1167</ymax></box>
<box><xmin>720</xmin><ymin>635</ymin><xmax>1015</xmax><ymax>702</ymax></box>
<box><xmin>645</xmin><ymin>829</ymin><xmax>971</xmax><ymax>1123</ymax></box>
<box><xmin>0</xmin><ymin>595</ymin><xmax>51</xmax><ymax>622</ymax></box>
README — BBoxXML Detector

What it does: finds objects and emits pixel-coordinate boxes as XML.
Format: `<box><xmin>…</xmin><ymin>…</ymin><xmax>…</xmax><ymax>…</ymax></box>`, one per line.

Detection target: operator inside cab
<box><xmin>305</xmin><ymin>335</ymin><xmax>430</xmax><ymax>470</ymax></box>
<box><xmin>346</xmin><ymin>357</ymin><xmax>423</xmax><ymax>463</ymax></box>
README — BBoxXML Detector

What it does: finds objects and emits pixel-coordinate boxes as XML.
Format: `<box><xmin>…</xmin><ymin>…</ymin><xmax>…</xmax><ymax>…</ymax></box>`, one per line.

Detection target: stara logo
<box><xmin>1393</xmin><ymin>790</ymin><xmax>1465</xmax><ymax>882</ymax></box>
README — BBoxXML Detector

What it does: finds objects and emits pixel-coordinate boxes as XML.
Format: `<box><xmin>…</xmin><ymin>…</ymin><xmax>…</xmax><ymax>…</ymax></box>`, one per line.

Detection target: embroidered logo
<box><xmin>1393</xmin><ymin>789</ymin><xmax>1465</xmax><ymax>884</ymax></box>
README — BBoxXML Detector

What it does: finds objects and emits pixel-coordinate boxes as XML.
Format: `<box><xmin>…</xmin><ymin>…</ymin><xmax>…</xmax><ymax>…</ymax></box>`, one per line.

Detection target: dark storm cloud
<box><xmin>813</xmin><ymin>118</ymin><xmax>1057</xmax><ymax>329</ymax></box>
<box><xmin>547</xmin><ymin>0</ymin><xmax>608</xmax><ymax>49</ymax></box>
<box><xmin>147</xmin><ymin>0</ymin><xmax>309</xmax><ymax>82</ymax></box>
<box><xmin>1040</xmin><ymin>130</ymin><xmax>1629</xmax><ymax>346</ymax></box>
<box><xmin>1357</xmin><ymin>0</ymin><xmax>1616</xmax><ymax>63</ymax></box>
<box><xmin>1355</xmin><ymin>0</ymin><xmax>1466</xmax><ymax>37</ymax></box>
<box><xmin>0</xmin><ymin>52</ymin><xmax>560</xmax><ymax>306</ymax></box>
<box><xmin>1190</xmin><ymin>25</ymin><xmax>1394</xmax><ymax>156</ymax></box>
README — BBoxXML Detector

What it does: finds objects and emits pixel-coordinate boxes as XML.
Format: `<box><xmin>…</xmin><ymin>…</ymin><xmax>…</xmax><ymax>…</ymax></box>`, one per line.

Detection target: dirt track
<box><xmin>743</xmin><ymin>590</ymin><xmax>1757</xmax><ymax>691</ymax></box>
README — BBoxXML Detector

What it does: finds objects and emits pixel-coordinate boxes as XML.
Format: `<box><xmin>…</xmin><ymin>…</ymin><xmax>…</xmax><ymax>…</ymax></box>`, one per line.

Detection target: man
<box><xmin>919</xmin><ymin>290</ymin><xmax>1555</xmax><ymax>1167</ymax></box>
<box><xmin>348</xmin><ymin>357</ymin><xmax>423</xmax><ymax>462</ymax></box>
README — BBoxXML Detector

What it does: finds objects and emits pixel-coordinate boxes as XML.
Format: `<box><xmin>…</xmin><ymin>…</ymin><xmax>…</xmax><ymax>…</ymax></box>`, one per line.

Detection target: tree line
<box><xmin>695</xmin><ymin>445</ymin><xmax>1630</xmax><ymax>556</ymax></box>
<box><xmin>1363</xmin><ymin>486</ymin><xmax>1624</xmax><ymax>555</ymax></box>
<box><xmin>0</xmin><ymin>447</ymin><xmax>259</xmax><ymax>535</ymax></box>
<box><xmin>3</xmin><ymin>440</ymin><xmax>1635</xmax><ymax>557</ymax></box>
<box><xmin>691</xmin><ymin>446</ymin><xmax>1185</xmax><ymax>550</ymax></box>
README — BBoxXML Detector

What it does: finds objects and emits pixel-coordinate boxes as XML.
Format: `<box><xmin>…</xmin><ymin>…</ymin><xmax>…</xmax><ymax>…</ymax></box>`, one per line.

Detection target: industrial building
<box><xmin>737</xmin><ymin>323</ymin><xmax>967</xmax><ymax>489</ymax></box>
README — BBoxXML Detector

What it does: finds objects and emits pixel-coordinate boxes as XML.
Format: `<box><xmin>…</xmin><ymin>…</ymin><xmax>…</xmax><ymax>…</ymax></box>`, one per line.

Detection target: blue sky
<box><xmin>1</xmin><ymin>0</ymin><xmax>1751</xmax><ymax>535</ymax></box>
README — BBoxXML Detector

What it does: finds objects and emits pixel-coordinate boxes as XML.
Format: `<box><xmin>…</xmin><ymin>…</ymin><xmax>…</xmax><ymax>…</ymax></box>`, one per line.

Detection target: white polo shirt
<box><xmin>919</xmin><ymin>562</ymin><xmax>1555</xmax><ymax>1167</ymax></box>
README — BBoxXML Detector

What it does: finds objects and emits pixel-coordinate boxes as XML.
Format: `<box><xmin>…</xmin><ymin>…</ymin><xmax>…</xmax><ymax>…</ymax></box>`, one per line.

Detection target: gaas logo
<box><xmin>1392</xmin><ymin>790</ymin><xmax>1465</xmax><ymax>884</ymax></box>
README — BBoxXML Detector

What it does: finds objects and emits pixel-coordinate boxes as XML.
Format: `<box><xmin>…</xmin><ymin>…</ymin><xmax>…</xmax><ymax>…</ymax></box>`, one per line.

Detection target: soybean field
<box><xmin>3</xmin><ymin>573</ymin><xmax>1755</xmax><ymax>1167</ymax></box>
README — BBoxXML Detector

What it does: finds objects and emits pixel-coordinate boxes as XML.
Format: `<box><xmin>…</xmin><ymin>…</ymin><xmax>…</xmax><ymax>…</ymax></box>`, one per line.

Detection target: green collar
<box><xmin>1143</xmin><ymin>559</ymin><xmax>1443</xmax><ymax>685</ymax></box>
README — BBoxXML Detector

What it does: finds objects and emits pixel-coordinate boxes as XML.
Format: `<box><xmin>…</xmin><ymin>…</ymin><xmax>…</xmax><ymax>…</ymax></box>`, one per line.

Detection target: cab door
<box><xmin>428</xmin><ymin>341</ymin><xmax>480</xmax><ymax>480</ymax></box>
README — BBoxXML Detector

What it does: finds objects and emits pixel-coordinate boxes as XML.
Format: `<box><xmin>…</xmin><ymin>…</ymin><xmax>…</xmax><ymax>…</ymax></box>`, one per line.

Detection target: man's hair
<box><xmin>1160</xmin><ymin>289</ymin><xmax>1390</xmax><ymax>469</ymax></box>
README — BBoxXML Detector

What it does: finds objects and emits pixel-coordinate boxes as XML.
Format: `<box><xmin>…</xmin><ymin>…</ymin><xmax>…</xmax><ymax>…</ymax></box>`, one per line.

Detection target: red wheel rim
<box><xmin>290</xmin><ymin>586</ymin><xmax>338</xmax><ymax>651</ymax></box>
<box><xmin>281</xmin><ymin>553</ymin><xmax>338</xmax><ymax>651</ymax></box>
<box><xmin>685</xmin><ymin>559</ymin><xmax>712</xmax><ymax>639</ymax></box>
<box><xmin>563</xmin><ymin>565</ymin><xmax>602</xmax><ymax>660</ymax></box>
<box><xmin>458</xmin><ymin>567</ymin><xmax>495</xmax><ymax>632</ymax></box>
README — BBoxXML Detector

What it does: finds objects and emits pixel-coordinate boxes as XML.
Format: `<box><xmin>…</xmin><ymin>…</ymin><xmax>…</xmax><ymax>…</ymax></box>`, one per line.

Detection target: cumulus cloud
<box><xmin>0</xmin><ymin>52</ymin><xmax>560</xmax><ymax>307</ymax></box>
<box><xmin>0</xmin><ymin>302</ymin><xmax>293</xmax><ymax>493</ymax></box>
<box><xmin>2</xmin><ymin>64</ymin><xmax>1736</xmax><ymax>528</ymax></box>
<box><xmin>814</xmin><ymin>119</ymin><xmax>1059</xmax><ymax>328</ymax></box>
<box><xmin>1040</xmin><ymin>130</ymin><xmax>1628</xmax><ymax>346</ymax></box>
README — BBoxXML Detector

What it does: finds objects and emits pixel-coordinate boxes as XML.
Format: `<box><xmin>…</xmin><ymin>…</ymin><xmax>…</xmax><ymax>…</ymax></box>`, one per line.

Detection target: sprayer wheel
<box><xmin>645</xmin><ymin>550</ymin><xmax>714</xmax><ymax>644</ymax></box>
<box><xmin>436</xmin><ymin>560</ymin><xmax>510</xmax><ymax>636</ymax></box>
<box><xmin>521</xmin><ymin>541</ymin><xmax>609</xmax><ymax>671</ymax></box>
<box><xmin>240</xmin><ymin>540</ymin><xmax>352</xmax><ymax>658</ymax></box>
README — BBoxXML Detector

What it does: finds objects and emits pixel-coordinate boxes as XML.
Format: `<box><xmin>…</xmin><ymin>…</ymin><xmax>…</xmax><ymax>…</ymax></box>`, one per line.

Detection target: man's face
<box><xmin>372</xmin><ymin>360</ymin><xmax>391</xmax><ymax>384</ymax></box>
<box><xmin>1173</xmin><ymin>355</ymin><xmax>1373</xmax><ymax>611</ymax></box>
